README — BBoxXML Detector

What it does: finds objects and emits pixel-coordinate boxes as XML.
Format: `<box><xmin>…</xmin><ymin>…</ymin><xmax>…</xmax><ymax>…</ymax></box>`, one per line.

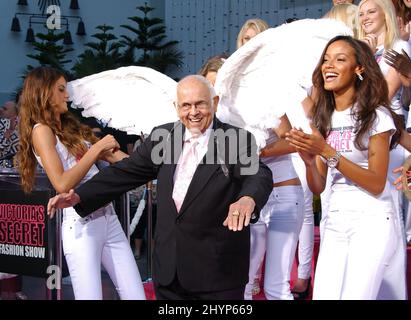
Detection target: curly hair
<box><xmin>18</xmin><ymin>67</ymin><xmax>98</xmax><ymax>193</ymax></box>
<box><xmin>311</xmin><ymin>35</ymin><xmax>401</xmax><ymax>150</ymax></box>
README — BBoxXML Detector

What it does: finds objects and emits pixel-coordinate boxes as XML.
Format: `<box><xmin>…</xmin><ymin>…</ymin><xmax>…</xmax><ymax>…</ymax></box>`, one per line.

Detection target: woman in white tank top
<box><xmin>17</xmin><ymin>67</ymin><xmax>146</xmax><ymax>300</ymax></box>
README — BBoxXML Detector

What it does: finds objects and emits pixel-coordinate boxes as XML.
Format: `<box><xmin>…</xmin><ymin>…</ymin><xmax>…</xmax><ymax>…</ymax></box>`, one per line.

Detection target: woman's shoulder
<box><xmin>32</xmin><ymin>123</ymin><xmax>57</xmax><ymax>144</ymax></box>
<box><xmin>32</xmin><ymin>123</ymin><xmax>52</xmax><ymax>133</ymax></box>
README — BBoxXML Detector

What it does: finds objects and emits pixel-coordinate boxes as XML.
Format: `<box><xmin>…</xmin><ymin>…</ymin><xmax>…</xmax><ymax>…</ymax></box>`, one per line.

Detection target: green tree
<box><xmin>26</xmin><ymin>30</ymin><xmax>73</xmax><ymax>75</ymax></box>
<box><xmin>120</xmin><ymin>3</ymin><xmax>183</xmax><ymax>74</ymax></box>
<box><xmin>72</xmin><ymin>25</ymin><xmax>124</xmax><ymax>79</ymax></box>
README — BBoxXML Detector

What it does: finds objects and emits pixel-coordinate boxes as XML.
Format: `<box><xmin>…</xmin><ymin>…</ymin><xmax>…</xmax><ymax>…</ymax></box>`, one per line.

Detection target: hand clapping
<box><xmin>384</xmin><ymin>49</ymin><xmax>411</xmax><ymax>87</ymax></box>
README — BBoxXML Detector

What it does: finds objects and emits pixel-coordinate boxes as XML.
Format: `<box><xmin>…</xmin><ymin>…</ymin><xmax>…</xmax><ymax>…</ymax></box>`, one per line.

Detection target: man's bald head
<box><xmin>175</xmin><ymin>75</ymin><xmax>219</xmax><ymax>135</ymax></box>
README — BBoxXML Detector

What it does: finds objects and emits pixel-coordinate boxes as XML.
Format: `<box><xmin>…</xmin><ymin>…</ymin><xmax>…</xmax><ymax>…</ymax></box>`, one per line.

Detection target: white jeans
<box><xmin>376</xmin><ymin>146</ymin><xmax>408</xmax><ymax>300</ymax></box>
<box><xmin>313</xmin><ymin>191</ymin><xmax>397</xmax><ymax>300</ymax></box>
<box><xmin>62</xmin><ymin>205</ymin><xmax>146</xmax><ymax>300</ymax></box>
<box><xmin>244</xmin><ymin>222</ymin><xmax>266</xmax><ymax>300</ymax></box>
<box><xmin>320</xmin><ymin>173</ymin><xmax>332</xmax><ymax>243</ymax></box>
<box><xmin>292</xmin><ymin>154</ymin><xmax>314</xmax><ymax>280</ymax></box>
<box><xmin>245</xmin><ymin>186</ymin><xmax>304</xmax><ymax>300</ymax></box>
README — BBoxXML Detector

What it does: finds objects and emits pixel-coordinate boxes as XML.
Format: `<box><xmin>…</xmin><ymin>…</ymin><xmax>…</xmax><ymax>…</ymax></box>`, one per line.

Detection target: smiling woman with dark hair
<box><xmin>286</xmin><ymin>35</ymin><xmax>401</xmax><ymax>300</ymax></box>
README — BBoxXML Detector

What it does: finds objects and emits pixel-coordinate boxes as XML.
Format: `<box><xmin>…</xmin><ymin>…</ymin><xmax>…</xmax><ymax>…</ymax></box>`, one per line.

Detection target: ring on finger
<box><xmin>232</xmin><ymin>210</ymin><xmax>240</xmax><ymax>217</ymax></box>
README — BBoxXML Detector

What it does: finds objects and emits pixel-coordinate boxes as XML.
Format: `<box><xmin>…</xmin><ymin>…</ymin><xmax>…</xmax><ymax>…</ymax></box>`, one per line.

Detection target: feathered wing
<box><xmin>68</xmin><ymin>66</ymin><xmax>178</xmax><ymax>135</ymax></box>
<box><xmin>215</xmin><ymin>18</ymin><xmax>353</xmax><ymax>149</ymax></box>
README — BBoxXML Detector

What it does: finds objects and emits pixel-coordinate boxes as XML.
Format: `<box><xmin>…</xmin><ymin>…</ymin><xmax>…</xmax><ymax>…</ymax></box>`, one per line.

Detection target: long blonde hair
<box><xmin>358</xmin><ymin>0</ymin><xmax>400</xmax><ymax>49</ymax></box>
<box><xmin>325</xmin><ymin>3</ymin><xmax>359</xmax><ymax>37</ymax></box>
<box><xmin>236</xmin><ymin>18</ymin><xmax>269</xmax><ymax>49</ymax></box>
<box><xmin>18</xmin><ymin>67</ymin><xmax>98</xmax><ymax>193</ymax></box>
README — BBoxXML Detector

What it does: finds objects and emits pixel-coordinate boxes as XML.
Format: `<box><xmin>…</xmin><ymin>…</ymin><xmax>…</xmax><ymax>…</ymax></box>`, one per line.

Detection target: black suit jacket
<box><xmin>74</xmin><ymin>118</ymin><xmax>272</xmax><ymax>292</ymax></box>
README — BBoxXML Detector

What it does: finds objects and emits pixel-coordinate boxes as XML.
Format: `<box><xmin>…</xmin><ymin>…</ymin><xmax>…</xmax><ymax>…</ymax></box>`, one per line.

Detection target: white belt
<box><xmin>78</xmin><ymin>204</ymin><xmax>114</xmax><ymax>224</ymax></box>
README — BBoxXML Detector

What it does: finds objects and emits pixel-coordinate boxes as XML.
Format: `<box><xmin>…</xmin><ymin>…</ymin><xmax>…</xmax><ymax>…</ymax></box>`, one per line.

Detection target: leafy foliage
<box><xmin>72</xmin><ymin>25</ymin><xmax>124</xmax><ymax>79</ymax></box>
<box><xmin>26</xmin><ymin>30</ymin><xmax>73</xmax><ymax>76</ymax></box>
<box><xmin>120</xmin><ymin>3</ymin><xmax>183</xmax><ymax>74</ymax></box>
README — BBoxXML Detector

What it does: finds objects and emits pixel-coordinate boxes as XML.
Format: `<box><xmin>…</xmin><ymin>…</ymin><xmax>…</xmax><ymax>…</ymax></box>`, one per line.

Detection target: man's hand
<box><xmin>223</xmin><ymin>196</ymin><xmax>256</xmax><ymax>232</ymax></box>
<box><xmin>47</xmin><ymin>189</ymin><xmax>80</xmax><ymax>218</ymax></box>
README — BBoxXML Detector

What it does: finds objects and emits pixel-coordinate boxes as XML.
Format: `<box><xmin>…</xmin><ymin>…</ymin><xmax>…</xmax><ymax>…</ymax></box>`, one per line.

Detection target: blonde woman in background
<box><xmin>236</xmin><ymin>19</ymin><xmax>269</xmax><ymax>49</ymax></box>
<box><xmin>236</xmin><ymin>18</ymin><xmax>273</xmax><ymax>300</ymax></box>
<box><xmin>325</xmin><ymin>3</ymin><xmax>359</xmax><ymax>37</ymax></box>
<box><xmin>238</xmin><ymin>18</ymin><xmax>307</xmax><ymax>300</ymax></box>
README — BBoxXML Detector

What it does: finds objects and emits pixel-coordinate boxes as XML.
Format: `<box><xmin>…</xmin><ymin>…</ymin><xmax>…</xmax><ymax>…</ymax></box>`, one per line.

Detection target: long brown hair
<box><xmin>393</xmin><ymin>0</ymin><xmax>411</xmax><ymax>24</ymax></box>
<box><xmin>311</xmin><ymin>35</ymin><xmax>401</xmax><ymax>150</ymax></box>
<box><xmin>198</xmin><ymin>53</ymin><xmax>228</xmax><ymax>78</ymax></box>
<box><xmin>18</xmin><ymin>67</ymin><xmax>98</xmax><ymax>193</ymax></box>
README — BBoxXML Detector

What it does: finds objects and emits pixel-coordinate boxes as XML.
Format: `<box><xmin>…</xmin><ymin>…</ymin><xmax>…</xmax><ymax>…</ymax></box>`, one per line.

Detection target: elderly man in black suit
<box><xmin>48</xmin><ymin>75</ymin><xmax>272</xmax><ymax>300</ymax></box>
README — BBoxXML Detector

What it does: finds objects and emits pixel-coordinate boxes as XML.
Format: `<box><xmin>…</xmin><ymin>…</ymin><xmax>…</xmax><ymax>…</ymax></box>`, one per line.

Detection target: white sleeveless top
<box><xmin>33</xmin><ymin>124</ymin><xmax>99</xmax><ymax>185</ymax></box>
<box><xmin>32</xmin><ymin>124</ymin><xmax>112</xmax><ymax>218</ymax></box>
<box><xmin>262</xmin><ymin>130</ymin><xmax>298</xmax><ymax>184</ymax></box>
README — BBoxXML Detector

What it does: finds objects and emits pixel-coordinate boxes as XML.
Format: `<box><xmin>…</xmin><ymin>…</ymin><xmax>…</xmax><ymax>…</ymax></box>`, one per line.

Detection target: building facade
<box><xmin>165</xmin><ymin>0</ymin><xmax>333</xmax><ymax>78</ymax></box>
<box><xmin>0</xmin><ymin>0</ymin><xmax>332</xmax><ymax>103</ymax></box>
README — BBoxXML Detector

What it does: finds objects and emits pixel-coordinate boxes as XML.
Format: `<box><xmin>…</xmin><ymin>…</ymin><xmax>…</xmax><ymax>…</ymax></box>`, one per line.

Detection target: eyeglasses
<box><xmin>176</xmin><ymin>101</ymin><xmax>210</xmax><ymax>112</ymax></box>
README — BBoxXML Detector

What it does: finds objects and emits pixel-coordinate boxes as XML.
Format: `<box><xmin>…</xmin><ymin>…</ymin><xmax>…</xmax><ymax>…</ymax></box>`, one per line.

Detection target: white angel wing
<box><xmin>215</xmin><ymin>18</ymin><xmax>353</xmax><ymax>149</ymax></box>
<box><xmin>68</xmin><ymin>66</ymin><xmax>178</xmax><ymax>135</ymax></box>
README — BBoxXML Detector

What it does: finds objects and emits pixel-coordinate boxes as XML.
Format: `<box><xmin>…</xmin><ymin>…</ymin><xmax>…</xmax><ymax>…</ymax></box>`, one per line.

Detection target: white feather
<box><xmin>68</xmin><ymin>66</ymin><xmax>178</xmax><ymax>135</ymax></box>
<box><xmin>215</xmin><ymin>18</ymin><xmax>353</xmax><ymax>149</ymax></box>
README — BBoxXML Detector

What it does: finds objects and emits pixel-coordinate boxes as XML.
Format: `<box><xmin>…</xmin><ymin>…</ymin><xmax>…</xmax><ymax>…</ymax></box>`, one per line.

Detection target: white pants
<box><xmin>62</xmin><ymin>206</ymin><xmax>146</xmax><ymax>300</ymax></box>
<box><xmin>376</xmin><ymin>146</ymin><xmax>408</xmax><ymax>300</ymax></box>
<box><xmin>320</xmin><ymin>173</ymin><xmax>332</xmax><ymax>243</ymax></box>
<box><xmin>244</xmin><ymin>222</ymin><xmax>266</xmax><ymax>300</ymax></box>
<box><xmin>292</xmin><ymin>154</ymin><xmax>314</xmax><ymax>280</ymax></box>
<box><xmin>313</xmin><ymin>191</ymin><xmax>397</xmax><ymax>300</ymax></box>
<box><xmin>253</xmin><ymin>186</ymin><xmax>304</xmax><ymax>300</ymax></box>
<box><xmin>377</xmin><ymin>202</ymin><xmax>408</xmax><ymax>300</ymax></box>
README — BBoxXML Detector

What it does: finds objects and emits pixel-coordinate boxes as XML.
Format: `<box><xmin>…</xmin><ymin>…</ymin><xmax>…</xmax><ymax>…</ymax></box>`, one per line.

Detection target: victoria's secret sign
<box><xmin>0</xmin><ymin>190</ymin><xmax>53</xmax><ymax>277</ymax></box>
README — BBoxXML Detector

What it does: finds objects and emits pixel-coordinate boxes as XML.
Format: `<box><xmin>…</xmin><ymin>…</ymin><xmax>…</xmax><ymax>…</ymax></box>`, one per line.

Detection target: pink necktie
<box><xmin>172</xmin><ymin>139</ymin><xmax>199</xmax><ymax>213</ymax></box>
